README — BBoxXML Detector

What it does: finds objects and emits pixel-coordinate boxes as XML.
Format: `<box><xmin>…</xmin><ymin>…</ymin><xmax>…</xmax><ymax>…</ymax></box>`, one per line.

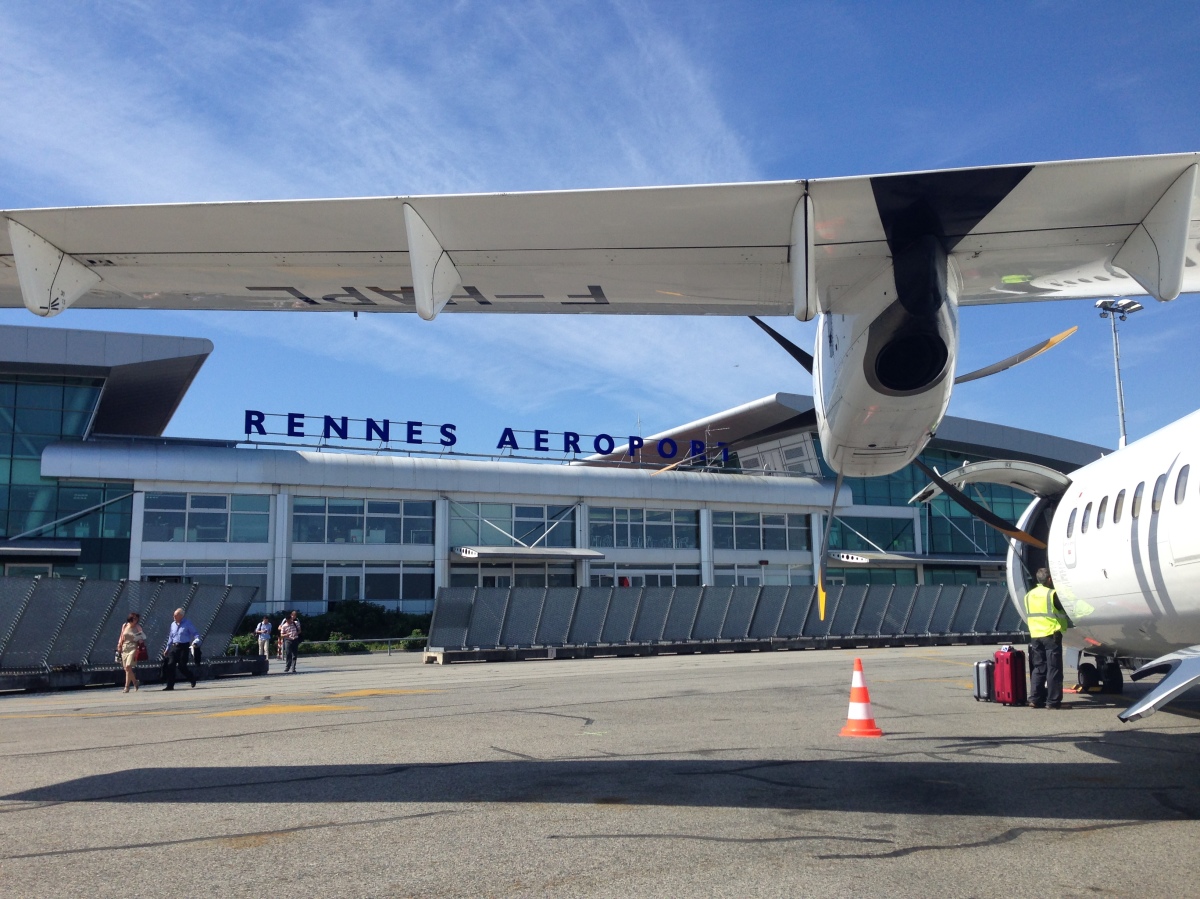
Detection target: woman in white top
<box><xmin>117</xmin><ymin>612</ymin><xmax>147</xmax><ymax>693</ymax></box>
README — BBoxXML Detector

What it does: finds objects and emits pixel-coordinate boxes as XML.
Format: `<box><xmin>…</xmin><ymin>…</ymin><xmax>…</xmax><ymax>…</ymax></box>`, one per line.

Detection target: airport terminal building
<box><xmin>0</xmin><ymin>324</ymin><xmax>1107</xmax><ymax>616</ymax></box>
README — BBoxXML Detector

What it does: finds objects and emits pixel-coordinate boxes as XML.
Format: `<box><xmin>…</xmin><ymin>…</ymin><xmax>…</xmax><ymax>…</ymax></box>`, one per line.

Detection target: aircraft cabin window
<box><xmin>1082</xmin><ymin>502</ymin><xmax>1092</xmax><ymax>534</ymax></box>
<box><xmin>1132</xmin><ymin>482</ymin><xmax>1145</xmax><ymax>518</ymax></box>
<box><xmin>1176</xmin><ymin>465</ymin><xmax>1190</xmax><ymax>505</ymax></box>
<box><xmin>1066</xmin><ymin>508</ymin><xmax>1077</xmax><ymax>538</ymax></box>
<box><xmin>1113</xmin><ymin>489</ymin><xmax>1125</xmax><ymax>523</ymax></box>
<box><xmin>1152</xmin><ymin>474</ymin><xmax>1168</xmax><ymax>513</ymax></box>
<box><xmin>1096</xmin><ymin>496</ymin><xmax>1108</xmax><ymax>528</ymax></box>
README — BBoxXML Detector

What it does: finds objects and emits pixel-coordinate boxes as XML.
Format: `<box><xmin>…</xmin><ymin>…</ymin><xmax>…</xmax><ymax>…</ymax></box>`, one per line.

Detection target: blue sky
<box><xmin>1</xmin><ymin>0</ymin><xmax>1198</xmax><ymax>454</ymax></box>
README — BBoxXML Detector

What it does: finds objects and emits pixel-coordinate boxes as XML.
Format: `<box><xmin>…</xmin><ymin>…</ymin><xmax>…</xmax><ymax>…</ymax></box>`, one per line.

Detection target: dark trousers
<box><xmin>164</xmin><ymin>643</ymin><xmax>196</xmax><ymax>688</ymax></box>
<box><xmin>1029</xmin><ymin>633</ymin><xmax>1063</xmax><ymax>706</ymax></box>
<box><xmin>283</xmin><ymin>638</ymin><xmax>299</xmax><ymax>672</ymax></box>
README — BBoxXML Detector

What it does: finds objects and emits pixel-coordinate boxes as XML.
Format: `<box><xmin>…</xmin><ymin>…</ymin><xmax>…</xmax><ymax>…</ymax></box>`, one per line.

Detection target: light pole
<box><xmin>1095</xmin><ymin>298</ymin><xmax>1143</xmax><ymax>448</ymax></box>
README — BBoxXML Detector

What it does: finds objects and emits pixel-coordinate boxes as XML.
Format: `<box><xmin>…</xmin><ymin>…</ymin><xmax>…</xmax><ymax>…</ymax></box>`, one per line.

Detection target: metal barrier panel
<box><xmin>1</xmin><ymin>578</ymin><xmax>77</xmax><ymax>669</ymax></box>
<box><xmin>721</xmin><ymin>587</ymin><xmax>760</xmax><ymax>640</ymax></box>
<box><xmin>661</xmin><ymin>587</ymin><xmax>703</xmax><ymax>642</ymax></box>
<box><xmin>47</xmin><ymin>580</ymin><xmax>123</xmax><ymax>667</ymax></box>
<box><xmin>182</xmin><ymin>585</ymin><xmax>227</xmax><ymax>640</ymax></box>
<box><xmin>500</xmin><ymin>588</ymin><xmax>546</xmax><ymax>648</ymax></box>
<box><xmin>776</xmin><ymin>585</ymin><xmax>816</xmax><ymax>638</ymax></box>
<box><xmin>143</xmin><ymin>583</ymin><xmax>195</xmax><ymax>653</ymax></box>
<box><xmin>428</xmin><ymin>588</ymin><xmax>476</xmax><ymax>650</ymax></box>
<box><xmin>749</xmin><ymin>585</ymin><xmax>788</xmax><ymax>638</ymax></box>
<box><xmin>996</xmin><ymin>595</ymin><xmax>1028</xmax><ymax>634</ymax></box>
<box><xmin>801</xmin><ymin>586</ymin><xmax>839</xmax><ymax>637</ymax></box>
<box><xmin>927</xmin><ymin>586</ymin><xmax>965</xmax><ymax>635</ymax></box>
<box><xmin>691</xmin><ymin>587</ymin><xmax>733</xmax><ymax>640</ymax></box>
<box><xmin>206</xmin><ymin>586</ymin><xmax>258</xmax><ymax>654</ymax></box>
<box><xmin>952</xmin><ymin>586</ymin><xmax>988</xmax><ymax>633</ymax></box>
<box><xmin>856</xmin><ymin>585</ymin><xmax>894</xmax><ymax>636</ymax></box>
<box><xmin>465</xmin><ymin>588</ymin><xmax>510</xmax><ymax>648</ymax></box>
<box><xmin>535</xmin><ymin>588</ymin><xmax>578</xmax><ymax>646</ymax></box>
<box><xmin>974</xmin><ymin>585</ymin><xmax>1009</xmax><ymax>632</ymax></box>
<box><xmin>881</xmin><ymin>585</ymin><xmax>918</xmax><ymax>635</ymax></box>
<box><xmin>0</xmin><ymin>577</ymin><xmax>38</xmax><ymax>659</ymax></box>
<box><xmin>601</xmin><ymin>587</ymin><xmax>641</xmax><ymax>644</ymax></box>
<box><xmin>829</xmin><ymin>585</ymin><xmax>867</xmax><ymax>635</ymax></box>
<box><xmin>902</xmin><ymin>587</ymin><xmax>940</xmax><ymax>635</ymax></box>
<box><xmin>569</xmin><ymin>588</ymin><xmax>612</xmax><ymax>645</ymax></box>
<box><xmin>632</xmin><ymin>587</ymin><xmax>673</xmax><ymax>643</ymax></box>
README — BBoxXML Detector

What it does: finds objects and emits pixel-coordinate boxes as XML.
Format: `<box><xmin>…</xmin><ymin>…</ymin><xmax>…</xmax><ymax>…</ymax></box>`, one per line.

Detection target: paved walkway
<box><xmin>1</xmin><ymin>646</ymin><xmax>1198</xmax><ymax>897</ymax></box>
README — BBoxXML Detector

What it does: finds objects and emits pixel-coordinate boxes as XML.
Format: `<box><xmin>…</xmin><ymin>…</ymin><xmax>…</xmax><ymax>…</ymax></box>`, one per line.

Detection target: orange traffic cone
<box><xmin>839</xmin><ymin>657</ymin><xmax>883</xmax><ymax>738</ymax></box>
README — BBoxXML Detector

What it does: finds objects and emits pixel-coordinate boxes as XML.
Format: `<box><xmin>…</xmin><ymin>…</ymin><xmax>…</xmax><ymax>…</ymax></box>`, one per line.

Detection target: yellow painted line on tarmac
<box><xmin>329</xmin><ymin>689</ymin><xmax>440</xmax><ymax>697</ymax></box>
<box><xmin>204</xmin><ymin>703</ymin><xmax>356</xmax><ymax>718</ymax></box>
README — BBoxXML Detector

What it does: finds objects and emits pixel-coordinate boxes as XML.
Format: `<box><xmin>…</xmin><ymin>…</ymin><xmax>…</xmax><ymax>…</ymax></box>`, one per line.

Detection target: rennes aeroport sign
<box><xmin>243</xmin><ymin>411</ymin><xmax>729</xmax><ymax>461</ymax></box>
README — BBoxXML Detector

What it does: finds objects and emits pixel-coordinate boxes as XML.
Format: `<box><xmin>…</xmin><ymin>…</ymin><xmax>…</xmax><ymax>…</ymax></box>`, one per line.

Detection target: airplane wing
<box><xmin>1119</xmin><ymin>645</ymin><xmax>1200</xmax><ymax>722</ymax></box>
<box><xmin>1</xmin><ymin>152</ymin><xmax>1197</xmax><ymax>320</ymax></box>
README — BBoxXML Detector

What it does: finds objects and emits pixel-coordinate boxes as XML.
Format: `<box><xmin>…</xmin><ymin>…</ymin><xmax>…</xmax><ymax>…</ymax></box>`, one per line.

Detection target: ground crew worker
<box><xmin>1024</xmin><ymin>568</ymin><xmax>1071</xmax><ymax>709</ymax></box>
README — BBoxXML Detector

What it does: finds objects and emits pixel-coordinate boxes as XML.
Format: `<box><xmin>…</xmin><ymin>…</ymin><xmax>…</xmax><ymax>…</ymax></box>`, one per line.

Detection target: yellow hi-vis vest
<box><xmin>1024</xmin><ymin>585</ymin><xmax>1070</xmax><ymax>638</ymax></box>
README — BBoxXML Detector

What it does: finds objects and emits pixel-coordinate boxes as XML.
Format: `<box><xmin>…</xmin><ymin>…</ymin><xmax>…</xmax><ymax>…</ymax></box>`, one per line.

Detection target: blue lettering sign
<box><xmin>563</xmin><ymin>431</ymin><xmax>581</xmax><ymax>453</ymax></box>
<box><xmin>366</xmin><ymin>418</ymin><xmax>390</xmax><ymax>442</ymax></box>
<box><xmin>287</xmin><ymin>412</ymin><xmax>305</xmax><ymax>437</ymax></box>
<box><xmin>534</xmin><ymin>429</ymin><xmax>549</xmax><ymax>451</ymax></box>
<box><xmin>324</xmin><ymin>415</ymin><xmax>349</xmax><ymax>440</ymax></box>
<box><xmin>593</xmin><ymin>433</ymin><xmax>614</xmax><ymax>454</ymax></box>
<box><xmin>628</xmin><ymin>435</ymin><xmax>644</xmax><ymax>459</ymax></box>
<box><xmin>245</xmin><ymin>410</ymin><xmax>266</xmax><ymax>435</ymax></box>
<box><xmin>657</xmin><ymin>438</ymin><xmax>678</xmax><ymax>459</ymax></box>
<box><xmin>406</xmin><ymin>421</ymin><xmax>423</xmax><ymax>444</ymax></box>
<box><xmin>439</xmin><ymin>423</ymin><xmax>457</xmax><ymax>447</ymax></box>
<box><xmin>497</xmin><ymin>427</ymin><xmax>519</xmax><ymax>450</ymax></box>
<box><xmin>690</xmin><ymin>440</ymin><xmax>705</xmax><ymax>461</ymax></box>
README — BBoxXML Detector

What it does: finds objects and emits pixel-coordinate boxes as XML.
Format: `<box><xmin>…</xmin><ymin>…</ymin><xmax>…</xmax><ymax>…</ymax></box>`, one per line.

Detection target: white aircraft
<box><xmin>912</xmin><ymin>410</ymin><xmax>1200</xmax><ymax>721</ymax></box>
<box><xmin>2</xmin><ymin>152</ymin><xmax>1198</xmax><ymax>484</ymax></box>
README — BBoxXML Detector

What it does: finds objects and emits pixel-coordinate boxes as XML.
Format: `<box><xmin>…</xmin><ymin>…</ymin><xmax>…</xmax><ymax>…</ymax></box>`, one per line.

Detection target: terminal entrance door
<box><xmin>327</xmin><ymin>563</ymin><xmax>362</xmax><ymax>607</ymax></box>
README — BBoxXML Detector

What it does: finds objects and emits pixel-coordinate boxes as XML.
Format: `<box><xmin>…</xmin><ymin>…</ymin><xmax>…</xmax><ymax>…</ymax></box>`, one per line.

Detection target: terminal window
<box><xmin>450</xmin><ymin>503</ymin><xmax>575</xmax><ymax>548</ymax></box>
<box><xmin>711</xmin><ymin>511</ymin><xmax>810</xmax><ymax>552</ymax></box>
<box><xmin>143</xmin><ymin>492</ymin><xmax>270</xmax><ymax>543</ymax></box>
<box><xmin>588</xmin><ymin>508</ymin><xmax>699</xmax><ymax>550</ymax></box>
<box><xmin>291</xmin><ymin>496</ymin><xmax>434</xmax><ymax>545</ymax></box>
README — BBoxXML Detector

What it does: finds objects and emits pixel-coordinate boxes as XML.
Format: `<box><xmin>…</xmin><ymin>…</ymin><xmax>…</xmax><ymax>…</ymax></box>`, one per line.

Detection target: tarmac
<box><xmin>1</xmin><ymin>644</ymin><xmax>1198</xmax><ymax>898</ymax></box>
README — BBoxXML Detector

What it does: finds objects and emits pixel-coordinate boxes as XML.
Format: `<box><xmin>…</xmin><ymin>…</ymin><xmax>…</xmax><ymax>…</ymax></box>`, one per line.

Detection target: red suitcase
<box><xmin>993</xmin><ymin>646</ymin><xmax>1027</xmax><ymax>706</ymax></box>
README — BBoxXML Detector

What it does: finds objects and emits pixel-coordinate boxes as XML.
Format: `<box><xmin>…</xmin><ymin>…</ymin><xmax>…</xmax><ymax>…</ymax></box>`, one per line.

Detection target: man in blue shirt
<box><xmin>162</xmin><ymin>608</ymin><xmax>200</xmax><ymax>690</ymax></box>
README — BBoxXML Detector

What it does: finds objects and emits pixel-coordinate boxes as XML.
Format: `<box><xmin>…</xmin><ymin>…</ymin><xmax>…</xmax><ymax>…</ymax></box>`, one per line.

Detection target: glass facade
<box><xmin>589</xmin><ymin>563</ymin><xmax>701</xmax><ymax>587</ymax></box>
<box><xmin>815</xmin><ymin>440</ymin><xmax>1033</xmax><ymax>558</ymax></box>
<box><xmin>289</xmin><ymin>560</ymin><xmax>436</xmax><ymax>611</ymax></box>
<box><xmin>451</xmin><ymin>561</ymin><xmax>576</xmax><ymax>589</ymax></box>
<box><xmin>711</xmin><ymin>511</ymin><xmax>810</xmax><ymax>551</ymax></box>
<box><xmin>0</xmin><ymin>374</ymin><xmax>131</xmax><ymax>579</ymax></box>
<box><xmin>144</xmin><ymin>492</ymin><xmax>271</xmax><ymax>543</ymax></box>
<box><xmin>829</xmin><ymin>516</ymin><xmax>916</xmax><ymax>553</ymax></box>
<box><xmin>450</xmin><ymin>503</ymin><xmax>575</xmax><ymax>548</ymax></box>
<box><xmin>292</xmin><ymin>497</ymin><xmax>434</xmax><ymax>545</ymax></box>
<box><xmin>588</xmin><ymin>508</ymin><xmax>699</xmax><ymax>549</ymax></box>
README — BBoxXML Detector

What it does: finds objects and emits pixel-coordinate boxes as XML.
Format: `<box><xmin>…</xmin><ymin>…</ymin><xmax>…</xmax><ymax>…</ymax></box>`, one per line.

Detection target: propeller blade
<box><xmin>816</xmin><ymin>472</ymin><xmax>844</xmax><ymax>621</ymax></box>
<box><xmin>954</xmin><ymin>326</ymin><xmax>1078</xmax><ymax>385</ymax></box>
<box><xmin>729</xmin><ymin>409</ymin><xmax>819</xmax><ymax>451</ymax></box>
<box><xmin>912</xmin><ymin>458</ymin><xmax>1047</xmax><ymax>549</ymax></box>
<box><xmin>749</xmin><ymin>316</ymin><xmax>813</xmax><ymax>373</ymax></box>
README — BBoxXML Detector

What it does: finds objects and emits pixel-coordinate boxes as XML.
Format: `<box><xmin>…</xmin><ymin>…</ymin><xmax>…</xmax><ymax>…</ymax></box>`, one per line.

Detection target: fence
<box><xmin>0</xmin><ymin>576</ymin><xmax>258</xmax><ymax>677</ymax></box>
<box><xmin>426</xmin><ymin>583</ymin><xmax>1027</xmax><ymax>662</ymax></box>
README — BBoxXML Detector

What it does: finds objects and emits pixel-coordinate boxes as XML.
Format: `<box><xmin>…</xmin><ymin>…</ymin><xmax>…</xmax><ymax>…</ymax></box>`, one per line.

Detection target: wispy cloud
<box><xmin>0</xmin><ymin>1</ymin><xmax>756</xmax><ymax>204</ymax></box>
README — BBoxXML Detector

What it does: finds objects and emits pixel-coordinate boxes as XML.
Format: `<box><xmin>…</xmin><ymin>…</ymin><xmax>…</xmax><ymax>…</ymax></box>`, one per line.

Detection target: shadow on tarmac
<box><xmin>6</xmin><ymin>732</ymin><xmax>1199</xmax><ymax>820</ymax></box>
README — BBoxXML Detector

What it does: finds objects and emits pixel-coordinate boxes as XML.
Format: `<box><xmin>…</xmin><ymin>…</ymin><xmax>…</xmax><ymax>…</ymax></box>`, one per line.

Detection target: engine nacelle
<box><xmin>813</xmin><ymin>237</ymin><xmax>960</xmax><ymax>477</ymax></box>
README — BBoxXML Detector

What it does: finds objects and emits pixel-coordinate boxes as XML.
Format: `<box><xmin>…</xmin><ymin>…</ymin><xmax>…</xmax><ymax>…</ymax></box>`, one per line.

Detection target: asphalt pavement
<box><xmin>1</xmin><ymin>645</ymin><xmax>1197</xmax><ymax>898</ymax></box>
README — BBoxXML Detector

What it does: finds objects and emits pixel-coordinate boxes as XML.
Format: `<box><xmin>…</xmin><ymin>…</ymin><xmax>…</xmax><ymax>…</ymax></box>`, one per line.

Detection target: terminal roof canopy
<box><xmin>0</xmin><ymin>325</ymin><xmax>211</xmax><ymax>436</ymax></box>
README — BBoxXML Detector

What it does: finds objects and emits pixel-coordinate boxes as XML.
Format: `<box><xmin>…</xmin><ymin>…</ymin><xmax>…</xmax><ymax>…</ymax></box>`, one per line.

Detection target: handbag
<box><xmin>135</xmin><ymin>642</ymin><xmax>148</xmax><ymax>662</ymax></box>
